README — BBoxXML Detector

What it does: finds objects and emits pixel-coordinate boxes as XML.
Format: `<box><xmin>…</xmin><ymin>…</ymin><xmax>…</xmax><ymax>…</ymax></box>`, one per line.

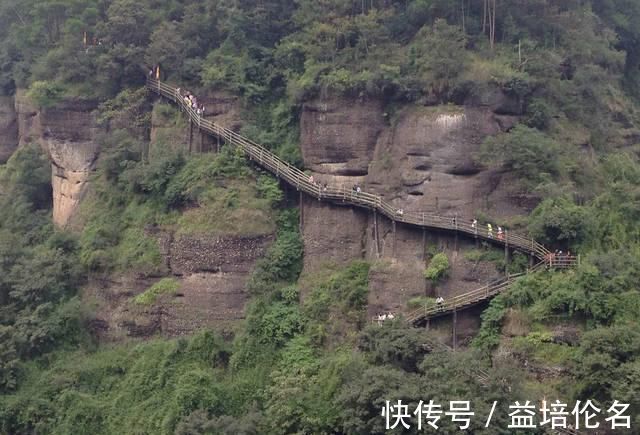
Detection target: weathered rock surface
<box><xmin>0</xmin><ymin>96</ymin><xmax>18</xmax><ymax>163</ymax></box>
<box><xmin>298</xmin><ymin>91</ymin><xmax>521</xmax><ymax>325</ymax></box>
<box><xmin>161</xmin><ymin>272</ymin><xmax>249</xmax><ymax>336</ymax></box>
<box><xmin>14</xmin><ymin>90</ymin><xmax>40</xmax><ymax>147</ymax></box>
<box><xmin>6</xmin><ymin>91</ymin><xmax>101</xmax><ymax>227</ymax></box>
<box><xmin>366</xmin><ymin>106</ymin><xmax>523</xmax><ymax>217</ymax></box>
<box><xmin>300</xmin><ymin>97</ymin><xmax>385</xmax><ymax>175</ymax></box>
<box><xmin>200</xmin><ymin>91</ymin><xmax>243</xmax><ymax>132</ymax></box>
<box><xmin>169</xmin><ymin>233</ymin><xmax>274</xmax><ymax>275</ymax></box>
<box><xmin>85</xmin><ymin>231</ymin><xmax>273</xmax><ymax>339</ymax></box>
<box><xmin>300</xmin><ymin>195</ymin><xmax>368</xmax><ymax>273</ymax></box>
<box><xmin>39</xmin><ymin>98</ymin><xmax>101</xmax><ymax>227</ymax></box>
<box><xmin>156</xmin><ymin>231</ymin><xmax>270</xmax><ymax>335</ymax></box>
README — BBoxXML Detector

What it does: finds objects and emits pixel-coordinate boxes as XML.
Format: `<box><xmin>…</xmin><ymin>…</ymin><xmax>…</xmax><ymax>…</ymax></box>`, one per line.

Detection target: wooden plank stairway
<box><xmin>146</xmin><ymin>78</ymin><xmax>577</xmax><ymax>326</ymax></box>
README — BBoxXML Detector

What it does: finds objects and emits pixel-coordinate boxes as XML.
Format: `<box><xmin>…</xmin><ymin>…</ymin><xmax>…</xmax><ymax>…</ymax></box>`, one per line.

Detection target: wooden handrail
<box><xmin>148</xmin><ymin>78</ymin><xmax>577</xmax><ymax>324</ymax></box>
<box><xmin>149</xmin><ymin>78</ymin><xmax>553</xmax><ymax>260</ymax></box>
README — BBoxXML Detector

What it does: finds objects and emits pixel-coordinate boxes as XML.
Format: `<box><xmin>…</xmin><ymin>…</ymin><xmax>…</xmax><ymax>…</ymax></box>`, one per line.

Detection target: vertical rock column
<box><xmin>39</xmin><ymin>99</ymin><xmax>100</xmax><ymax>227</ymax></box>
<box><xmin>298</xmin><ymin>96</ymin><xmax>384</xmax><ymax>274</ymax></box>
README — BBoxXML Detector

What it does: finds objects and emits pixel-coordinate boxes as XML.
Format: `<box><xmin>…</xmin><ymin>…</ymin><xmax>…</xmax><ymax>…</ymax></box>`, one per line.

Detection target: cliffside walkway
<box><xmin>147</xmin><ymin>78</ymin><xmax>577</xmax><ymax>324</ymax></box>
<box><xmin>405</xmin><ymin>256</ymin><xmax>578</xmax><ymax>323</ymax></box>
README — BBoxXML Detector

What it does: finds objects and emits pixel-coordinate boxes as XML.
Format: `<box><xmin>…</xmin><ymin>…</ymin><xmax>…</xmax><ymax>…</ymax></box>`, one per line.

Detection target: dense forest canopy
<box><xmin>0</xmin><ymin>0</ymin><xmax>640</xmax><ymax>433</ymax></box>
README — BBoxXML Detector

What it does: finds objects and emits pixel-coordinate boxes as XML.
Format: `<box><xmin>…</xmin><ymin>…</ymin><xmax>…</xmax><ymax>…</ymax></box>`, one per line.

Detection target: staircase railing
<box><xmin>403</xmin><ymin>258</ymin><xmax>570</xmax><ymax>323</ymax></box>
<box><xmin>147</xmin><ymin>78</ymin><xmax>553</xmax><ymax>260</ymax></box>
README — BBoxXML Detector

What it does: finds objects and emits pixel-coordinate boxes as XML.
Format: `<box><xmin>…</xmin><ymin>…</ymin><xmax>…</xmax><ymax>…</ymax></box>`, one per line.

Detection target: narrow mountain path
<box><xmin>147</xmin><ymin>78</ymin><xmax>577</xmax><ymax>324</ymax></box>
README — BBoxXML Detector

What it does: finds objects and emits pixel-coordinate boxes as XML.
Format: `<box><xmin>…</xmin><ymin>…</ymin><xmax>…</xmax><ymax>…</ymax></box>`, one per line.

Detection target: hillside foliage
<box><xmin>0</xmin><ymin>0</ymin><xmax>640</xmax><ymax>433</ymax></box>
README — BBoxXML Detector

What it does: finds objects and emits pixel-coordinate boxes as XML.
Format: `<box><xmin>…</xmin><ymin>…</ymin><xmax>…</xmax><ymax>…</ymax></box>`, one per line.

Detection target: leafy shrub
<box><xmin>249</xmin><ymin>209</ymin><xmax>303</xmax><ymax>294</ymax></box>
<box><xmin>479</xmin><ymin>125</ymin><xmax>562</xmax><ymax>190</ymax></box>
<box><xmin>528</xmin><ymin>197</ymin><xmax>589</xmax><ymax>246</ymax></box>
<box><xmin>525</xmin><ymin>98</ymin><xmax>553</xmax><ymax>130</ymax></box>
<box><xmin>26</xmin><ymin>81</ymin><xmax>65</xmax><ymax>107</ymax></box>
<box><xmin>304</xmin><ymin>261</ymin><xmax>371</xmax><ymax>324</ymax></box>
<box><xmin>407</xmin><ymin>296</ymin><xmax>436</xmax><ymax>310</ymax></box>
<box><xmin>473</xmin><ymin>295</ymin><xmax>507</xmax><ymax>353</ymax></box>
<box><xmin>423</xmin><ymin>252</ymin><xmax>449</xmax><ymax>284</ymax></box>
<box><xmin>256</xmin><ymin>175</ymin><xmax>283</xmax><ymax>206</ymax></box>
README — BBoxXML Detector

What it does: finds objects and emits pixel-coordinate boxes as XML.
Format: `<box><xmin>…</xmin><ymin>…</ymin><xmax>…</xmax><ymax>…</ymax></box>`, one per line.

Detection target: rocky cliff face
<box><xmin>0</xmin><ymin>96</ymin><xmax>18</xmax><ymax>163</ymax></box>
<box><xmin>5</xmin><ymin>91</ymin><xmax>101</xmax><ymax>227</ymax></box>
<box><xmin>86</xmin><ymin>232</ymin><xmax>274</xmax><ymax>340</ymax></box>
<box><xmin>14</xmin><ymin>90</ymin><xmax>40</xmax><ymax>147</ymax></box>
<box><xmin>160</xmin><ymin>233</ymin><xmax>272</xmax><ymax>335</ymax></box>
<box><xmin>40</xmin><ymin>98</ymin><xmax>101</xmax><ymax>227</ymax></box>
<box><xmin>299</xmin><ymin>88</ymin><xmax>522</xmax><ymax>325</ymax></box>
<box><xmin>300</xmin><ymin>97</ymin><xmax>384</xmax><ymax>176</ymax></box>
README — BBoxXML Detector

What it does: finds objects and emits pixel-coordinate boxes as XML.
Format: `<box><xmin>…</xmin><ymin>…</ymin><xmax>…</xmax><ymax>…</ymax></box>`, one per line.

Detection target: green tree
<box><xmin>479</xmin><ymin>125</ymin><xmax>562</xmax><ymax>189</ymax></box>
<box><xmin>424</xmin><ymin>252</ymin><xmax>449</xmax><ymax>286</ymax></box>
<box><xmin>411</xmin><ymin>19</ymin><xmax>468</xmax><ymax>98</ymax></box>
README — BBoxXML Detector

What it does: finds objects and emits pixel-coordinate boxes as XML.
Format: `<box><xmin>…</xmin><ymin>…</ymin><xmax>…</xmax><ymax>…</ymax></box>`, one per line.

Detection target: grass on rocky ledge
<box><xmin>134</xmin><ymin>278</ymin><xmax>180</xmax><ymax>305</ymax></box>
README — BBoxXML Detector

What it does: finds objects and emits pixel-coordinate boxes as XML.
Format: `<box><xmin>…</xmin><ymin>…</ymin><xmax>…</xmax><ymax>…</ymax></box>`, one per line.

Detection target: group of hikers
<box><xmin>545</xmin><ymin>249</ymin><xmax>574</xmax><ymax>265</ymax></box>
<box><xmin>471</xmin><ymin>219</ymin><xmax>504</xmax><ymax>240</ymax></box>
<box><xmin>376</xmin><ymin>297</ymin><xmax>446</xmax><ymax>324</ymax></box>
<box><xmin>307</xmin><ymin>175</ymin><xmax>328</xmax><ymax>191</ymax></box>
<box><xmin>374</xmin><ymin>312</ymin><xmax>396</xmax><ymax>325</ymax></box>
<box><xmin>175</xmin><ymin>87</ymin><xmax>206</xmax><ymax>116</ymax></box>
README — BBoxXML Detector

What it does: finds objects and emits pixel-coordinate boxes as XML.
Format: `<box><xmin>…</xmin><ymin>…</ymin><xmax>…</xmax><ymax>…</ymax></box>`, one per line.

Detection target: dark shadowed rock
<box><xmin>0</xmin><ymin>96</ymin><xmax>18</xmax><ymax>163</ymax></box>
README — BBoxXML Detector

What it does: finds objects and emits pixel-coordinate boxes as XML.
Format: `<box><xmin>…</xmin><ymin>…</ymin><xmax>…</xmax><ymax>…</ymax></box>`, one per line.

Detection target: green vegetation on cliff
<box><xmin>1</xmin><ymin>0</ymin><xmax>640</xmax><ymax>433</ymax></box>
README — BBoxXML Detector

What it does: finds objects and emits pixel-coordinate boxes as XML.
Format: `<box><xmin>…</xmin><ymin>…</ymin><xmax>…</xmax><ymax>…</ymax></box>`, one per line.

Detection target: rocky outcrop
<box><xmin>14</xmin><ymin>90</ymin><xmax>40</xmax><ymax>147</ymax></box>
<box><xmin>300</xmin><ymin>97</ymin><xmax>385</xmax><ymax>175</ymax></box>
<box><xmin>85</xmin><ymin>232</ymin><xmax>274</xmax><ymax>339</ymax></box>
<box><xmin>39</xmin><ymin>98</ymin><xmax>100</xmax><ymax>227</ymax></box>
<box><xmin>300</xmin><ymin>195</ymin><xmax>368</xmax><ymax>273</ymax></box>
<box><xmin>5</xmin><ymin>91</ymin><xmax>101</xmax><ymax>227</ymax></box>
<box><xmin>161</xmin><ymin>233</ymin><xmax>273</xmax><ymax>335</ymax></box>
<box><xmin>0</xmin><ymin>96</ymin><xmax>18</xmax><ymax>163</ymax></box>
<box><xmin>365</xmin><ymin>106</ymin><xmax>522</xmax><ymax>217</ymax></box>
<box><xmin>200</xmin><ymin>91</ymin><xmax>243</xmax><ymax>132</ymax></box>
<box><xmin>298</xmin><ymin>91</ymin><xmax>521</xmax><ymax>319</ymax></box>
<box><xmin>169</xmin><ymin>233</ymin><xmax>273</xmax><ymax>275</ymax></box>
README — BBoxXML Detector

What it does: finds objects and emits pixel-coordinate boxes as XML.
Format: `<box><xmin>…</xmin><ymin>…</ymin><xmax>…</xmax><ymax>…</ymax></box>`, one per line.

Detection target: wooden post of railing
<box><xmin>504</xmin><ymin>229</ymin><xmax>509</xmax><ymax>274</ymax></box>
<box><xmin>452</xmin><ymin>309</ymin><xmax>457</xmax><ymax>351</ymax></box>
<box><xmin>373</xmin><ymin>210</ymin><xmax>380</xmax><ymax>259</ymax></box>
<box><xmin>392</xmin><ymin>219</ymin><xmax>396</xmax><ymax>258</ymax></box>
<box><xmin>454</xmin><ymin>214</ymin><xmax>458</xmax><ymax>252</ymax></box>
<box><xmin>188</xmin><ymin>119</ymin><xmax>193</xmax><ymax>153</ymax></box>
<box><xmin>299</xmin><ymin>192</ymin><xmax>304</xmax><ymax>233</ymax></box>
